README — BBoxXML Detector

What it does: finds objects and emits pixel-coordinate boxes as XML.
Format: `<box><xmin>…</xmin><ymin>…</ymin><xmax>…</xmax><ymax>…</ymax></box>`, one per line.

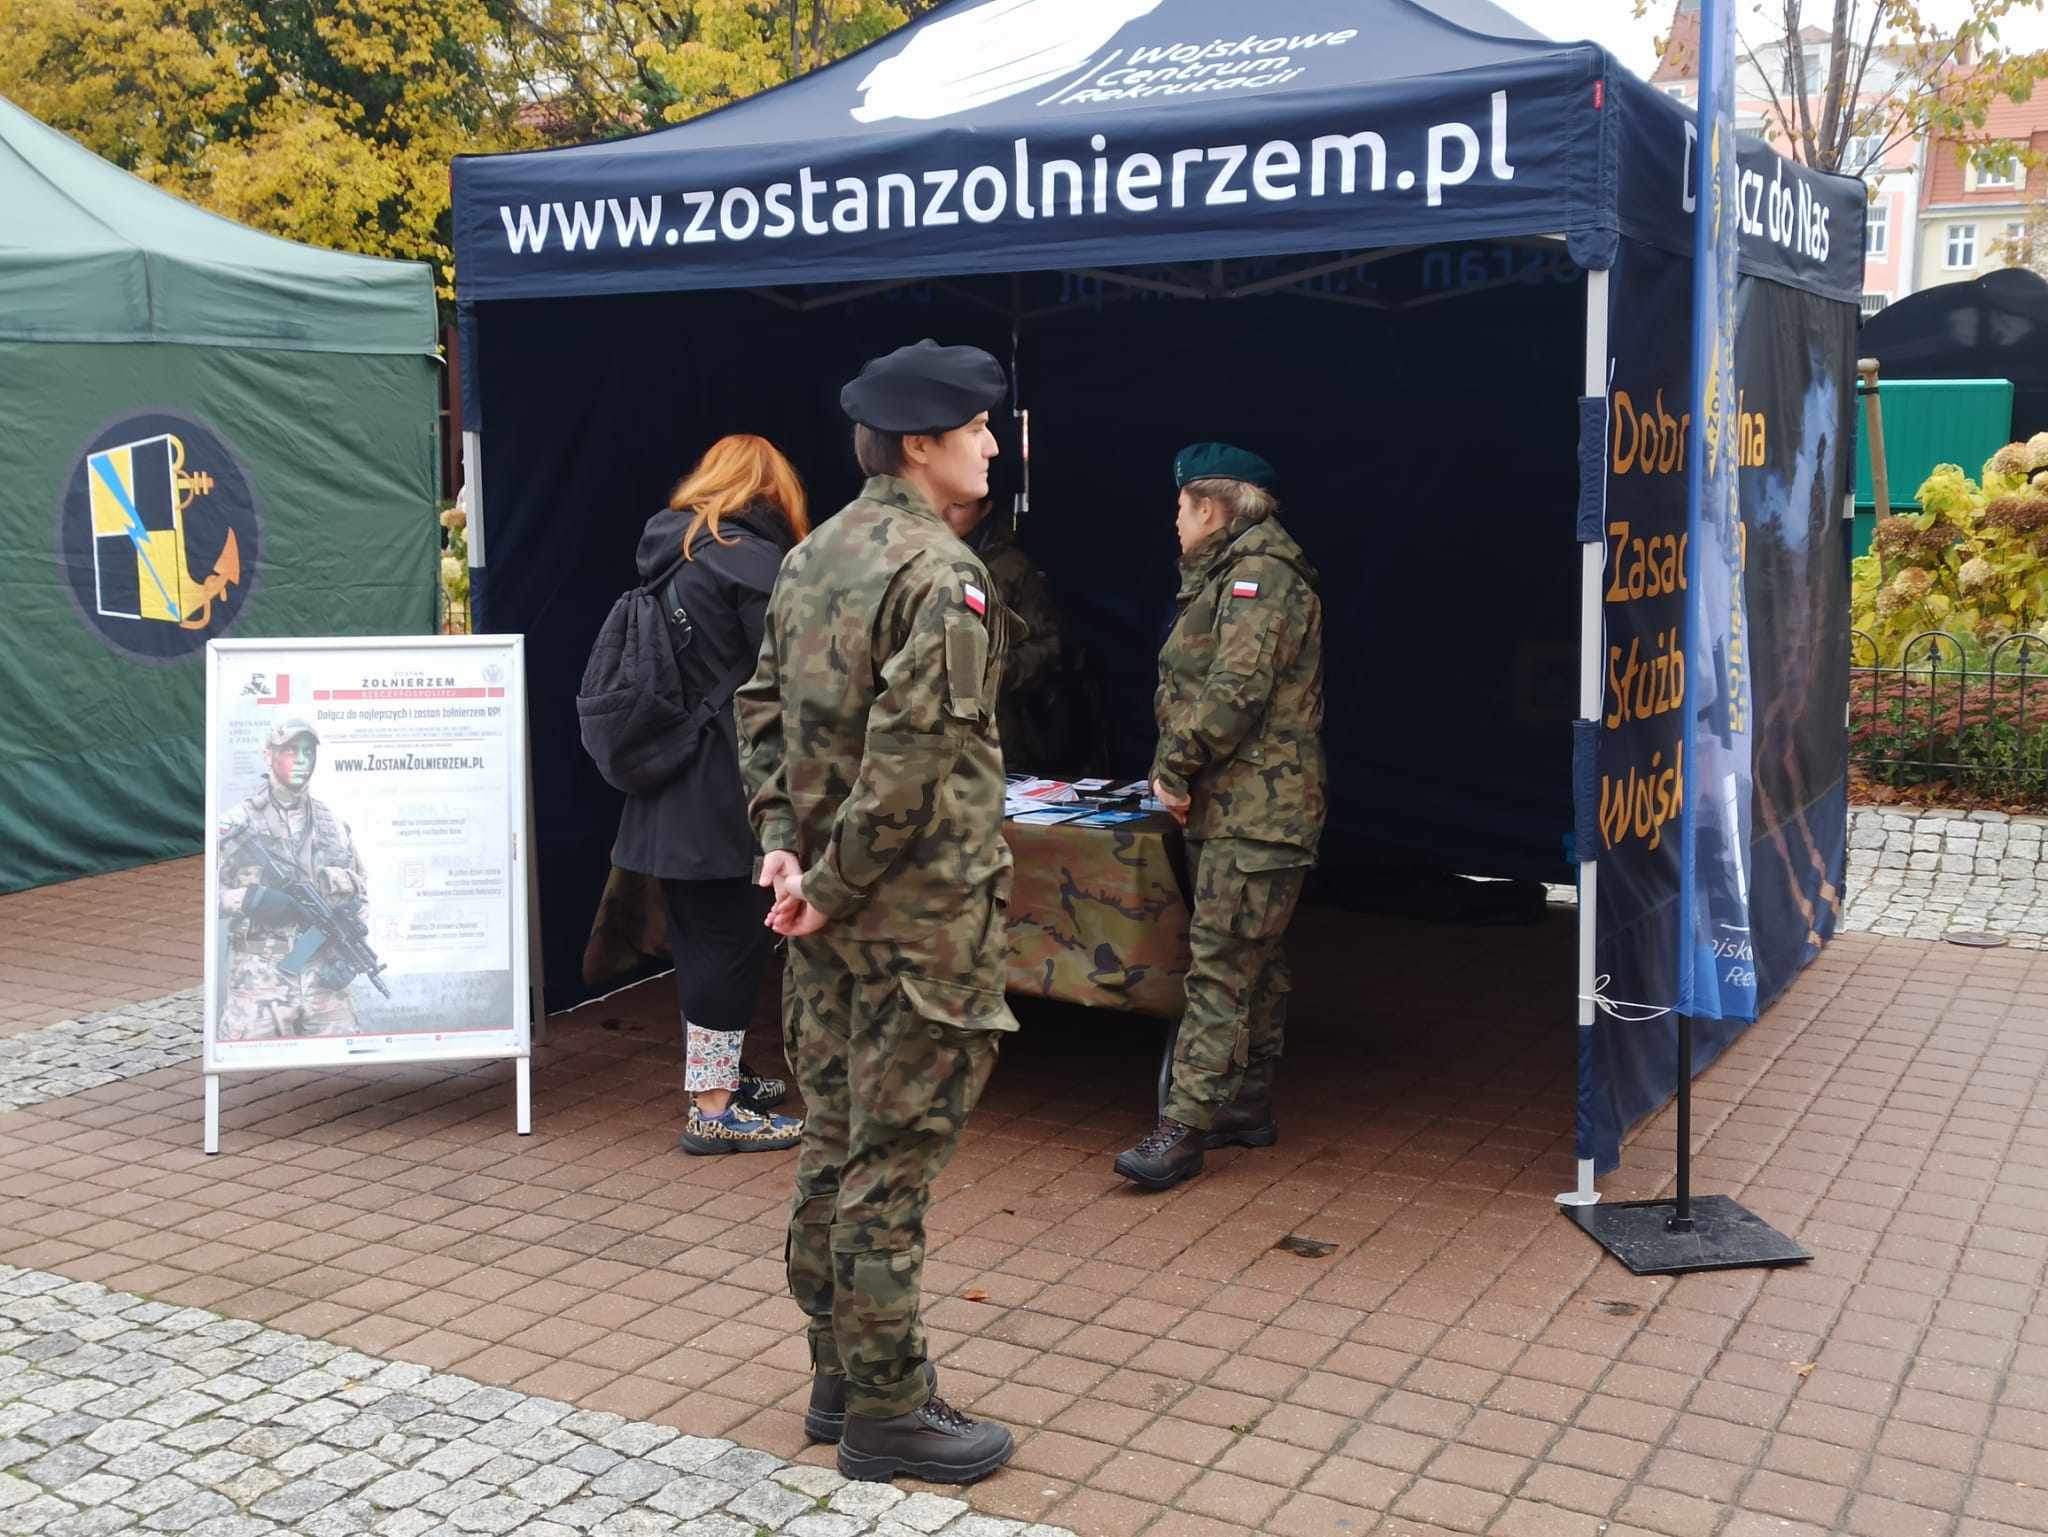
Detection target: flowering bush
<box><xmin>438</xmin><ymin>502</ymin><xmax>470</xmax><ymax>634</ymax></box>
<box><xmin>1850</xmin><ymin>435</ymin><xmax>2048</xmax><ymax>667</ymax></box>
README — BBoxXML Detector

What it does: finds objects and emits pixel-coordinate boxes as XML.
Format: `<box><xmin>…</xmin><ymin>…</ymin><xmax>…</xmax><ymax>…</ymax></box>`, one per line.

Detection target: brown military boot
<box><xmin>837</xmin><ymin>1395</ymin><xmax>1014</xmax><ymax>1484</ymax></box>
<box><xmin>1113</xmin><ymin>1117</ymin><xmax>1205</xmax><ymax>1190</ymax></box>
<box><xmin>805</xmin><ymin>1361</ymin><xmax>938</xmax><ymax>1443</ymax></box>
<box><xmin>1201</xmin><ymin>1095</ymin><xmax>1278</xmax><ymax>1150</ymax></box>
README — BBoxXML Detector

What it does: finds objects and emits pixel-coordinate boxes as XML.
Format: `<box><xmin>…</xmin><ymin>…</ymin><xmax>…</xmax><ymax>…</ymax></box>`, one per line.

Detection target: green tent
<box><xmin>0</xmin><ymin>94</ymin><xmax>440</xmax><ymax>891</ymax></box>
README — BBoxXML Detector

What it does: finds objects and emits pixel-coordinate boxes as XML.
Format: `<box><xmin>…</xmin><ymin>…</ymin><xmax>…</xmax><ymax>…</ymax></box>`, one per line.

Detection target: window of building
<box><xmin>1866</xmin><ymin>200</ymin><xmax>1889</xmax><ymax>258</ymax></box>
<box><xmin>1946</xmin><ymin>223</ymin><xmax>1979</xmax><ymax>268</ymax></box>
<box><xmin>1860</xmin><ymin>294</ymin><xmax>1891</xmax><ymax>317</ymax></box>
<box><xmin>2006</xmin><ymin>221</ymin><xmax>2033</xmax><ymax>265</ymax></box>
<box><xmin>1781</xmin><ymin>45</ymin><xmax>1821</xmax><ymax>93</ymax></box>
<box><xmin>1974</xmin><ymin>156</ymin><xmax>2022</xmax><ymax>190</ymax></box>
<box><xmin>1843</xmin><ymin>133</ymin><xmax>1887</xmax><ymax>175</ymax></box>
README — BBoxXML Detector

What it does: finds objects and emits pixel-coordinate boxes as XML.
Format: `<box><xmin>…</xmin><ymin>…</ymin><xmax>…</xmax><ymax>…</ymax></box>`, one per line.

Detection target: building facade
<box><xmin>1648</xmin><ymin>0</ymin><xmax>2041</xmax><ymax>312</ymax></box>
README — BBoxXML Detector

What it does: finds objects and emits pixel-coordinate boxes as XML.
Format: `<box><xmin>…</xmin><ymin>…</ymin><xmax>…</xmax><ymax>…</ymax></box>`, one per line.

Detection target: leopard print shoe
<box><xmin>679</xmin><ymin>1102</ymin><xmax>803</xmax><ymax>1156</ymax></box>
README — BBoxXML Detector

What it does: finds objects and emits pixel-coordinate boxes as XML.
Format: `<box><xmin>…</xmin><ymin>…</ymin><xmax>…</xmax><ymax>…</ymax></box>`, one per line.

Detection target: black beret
<box><xmin>1175</xmin><ymin>442</ymin><xmax>1277</xmax><ymax>490</ymax></box>
<box><xmin>841</xmin><ymin>339</ymin><xmax>1007</xmax><ymax>432</ymax></box>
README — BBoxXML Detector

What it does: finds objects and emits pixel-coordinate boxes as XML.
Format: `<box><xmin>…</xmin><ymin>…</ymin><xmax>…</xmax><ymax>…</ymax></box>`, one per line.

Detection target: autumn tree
<box><xmin>0</xmin><ymin>0</ymin><xmax>535</xmax><ymax>292</ymax></box>
<box><xmin>0</xmin><ymin>0</ymin><xmax>946</xmax><ymax>289</ymax></box>
<box><xmin>495</xmin><ymin>0</ymin><xmax>944</xmax><ymax>139</ymax></box>
<box><xmin>1640</xmin><ymin>0</ymin><xmax>2048</xmax><ymax>179</ymax></box>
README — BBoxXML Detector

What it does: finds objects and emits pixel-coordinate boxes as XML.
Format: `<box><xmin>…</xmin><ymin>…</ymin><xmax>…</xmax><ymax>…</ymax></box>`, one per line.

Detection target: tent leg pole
<box><xmin>1560</xmin><ymin>266</ymin><xmax>1609</xmax><ymax>1210</ymax></box>
<box><xmin>203</xmin><ymin>1074</ymin><xmax>220</xmax><ymax>1156</ymax></box>
<box><xmin>515</xmin><ymin>1057</ymin><xmax>532</xmax><ymax>1136</ymax></box>
<box><xmin>462</xmin><ymin>430</ymin><xmax>486</xmax><ymax>629</ymax></box>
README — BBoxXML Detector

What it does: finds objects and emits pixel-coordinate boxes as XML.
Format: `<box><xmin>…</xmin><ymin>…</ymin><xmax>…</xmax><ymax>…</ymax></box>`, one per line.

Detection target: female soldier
<box><xmin>1114</xmin><ymin>444</ymin><xmax>1326</xmax><ymax>1190</ymax></box>
<box><xmin>612</xmin><ymin>434</ymin><xmax>810</xmax><ymax>1155</ymax></box>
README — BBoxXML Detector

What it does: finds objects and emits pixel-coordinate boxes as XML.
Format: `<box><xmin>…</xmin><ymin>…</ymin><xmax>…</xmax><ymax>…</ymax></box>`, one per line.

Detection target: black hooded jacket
<box><xmin>611</xmin><ymin>502</ymin><xmax>795</xmax><ymax>881</ymax></box>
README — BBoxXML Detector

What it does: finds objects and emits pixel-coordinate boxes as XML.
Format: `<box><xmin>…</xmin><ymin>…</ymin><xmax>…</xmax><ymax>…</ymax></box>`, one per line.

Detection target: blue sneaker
<box><xmin>680</xmin><ymin>1102</ymin><xmax>802</xmax><ymax>1156</ymax></box>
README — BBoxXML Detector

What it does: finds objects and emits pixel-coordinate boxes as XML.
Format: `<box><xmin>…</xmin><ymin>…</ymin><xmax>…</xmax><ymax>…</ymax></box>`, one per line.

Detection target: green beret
<box><xmin>1174</xmin><ymin>443</ymin><xmax>1276</xmax><ymax>490</ymax></box>
<box><xmin>842</xmin><ymin>339</ymin><xmax>1007</xmax><ymax>433</ymax></box>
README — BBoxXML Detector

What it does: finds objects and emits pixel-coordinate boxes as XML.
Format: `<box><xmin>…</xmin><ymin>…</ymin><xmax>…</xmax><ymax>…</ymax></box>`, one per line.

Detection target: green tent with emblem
<box><xmin>0</xmin><ymin>93</ymin><xmax>440</xmax><ymax>891</ymax></box>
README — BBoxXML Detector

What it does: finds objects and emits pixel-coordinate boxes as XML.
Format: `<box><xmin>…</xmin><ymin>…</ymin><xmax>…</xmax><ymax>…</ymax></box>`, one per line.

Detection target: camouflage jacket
<box><xmin>217</xmin><ymin>786</ymin><xmax>365</xmax><ymax>935</ymax></box>
<box><xmin>968</xmin><ymin>514</ymin><xmax>1065</xmax><ymax>770</ymax></box>
<box><xmin>738</xmin><ymin>475</ymin><xmax>1014</xmax><ymax>956</ymax></box>
<box><xmin>1153</xmin><ymin>511</ymin><xmax>1327</xmax><ymax>857</ymax></box>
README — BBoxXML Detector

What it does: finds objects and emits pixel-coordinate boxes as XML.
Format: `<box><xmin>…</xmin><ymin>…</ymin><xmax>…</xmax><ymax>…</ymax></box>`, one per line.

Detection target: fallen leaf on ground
<box><xmin>1273</xmin><ymin>1234</ymin><xmax>1338</xmax><ymax>1258</ymax></box>
<box><xmin>1792</xmin><ymin>1362</ymin><xmax>1817</xmax><ymax>1376</ymax></box>
<box><xmin>1596</xmin><ymin>1300</ymin><xmax>1641</xmax><ymax>1316</ymax></box>
<box><xmin>962</xmin><ymin>1289</ymin><xmax>989</xmax><ymax>1302</ymax></box>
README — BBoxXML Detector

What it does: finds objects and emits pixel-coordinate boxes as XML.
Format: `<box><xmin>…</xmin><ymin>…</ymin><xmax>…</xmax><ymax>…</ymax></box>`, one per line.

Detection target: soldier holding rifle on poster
<box><xmin>216</xmin><ymin>719</ymin><xmax>384</xmax><ymax>1041</ymax></box>
<box><xmin>737</xmin><ymin>339</ymin><xmax>1018</xmax><ymax>1486</ymax></box>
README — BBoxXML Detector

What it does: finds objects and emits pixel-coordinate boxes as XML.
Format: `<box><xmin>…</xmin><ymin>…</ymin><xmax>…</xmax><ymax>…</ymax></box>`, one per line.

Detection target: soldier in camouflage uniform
<box><xmin>944</xmin><ymin>491</ymin><xmax>1068</xmax><ymax>771</ymax></box>
<box><xmin>737</xmin><ymin>339</ymin><xmax>1017</xmax><ymax>1486</ymax></box>
<box><xmin>216</xmin><ymin>720</ymin><xmax>369</xmax><ymax>1042</ymax></box>
<box><xmin>1114</xmin><ymin>444</ymin><xmax>1326</xmax><ymax>1191</ymax></box>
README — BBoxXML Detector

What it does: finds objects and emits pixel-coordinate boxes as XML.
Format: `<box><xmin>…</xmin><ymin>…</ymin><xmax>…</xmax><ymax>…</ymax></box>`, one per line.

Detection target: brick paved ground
<box><xmin>0</xmin><ymin>860</ymin><xmax>202</xmax><ymax>1039</ymax></box>
<box><xmin>0</xmin><ymin>894</ymin><xmax>2044</xmax><ymax>1537</ymax></box>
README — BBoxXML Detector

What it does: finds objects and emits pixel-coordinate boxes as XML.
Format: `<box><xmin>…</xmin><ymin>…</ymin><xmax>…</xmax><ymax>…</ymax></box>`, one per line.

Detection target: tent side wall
<box><xmin>0</xmin><ymin>341</ymin><xmax>439</xmax><ymax>891</ymax></box>
<box><xmin>1582</xmin><ymin>237</ymin><xmax>1857</xmax><ymax>1170</ymax></box>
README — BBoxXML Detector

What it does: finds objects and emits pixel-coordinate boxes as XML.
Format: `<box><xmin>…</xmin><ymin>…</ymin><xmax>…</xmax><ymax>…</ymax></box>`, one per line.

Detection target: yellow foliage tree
<box><xmin>0</xmin><ymin>0</ymin><xmax>534</xmax><ymax>294</ymax></box>
<box><xmin>0</xmin><ymin>0</ymin><xmax>944</xmax><ymax>291</ymax></box>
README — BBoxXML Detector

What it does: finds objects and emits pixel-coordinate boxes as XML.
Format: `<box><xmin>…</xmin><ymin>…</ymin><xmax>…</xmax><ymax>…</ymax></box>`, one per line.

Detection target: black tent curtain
<box><xmin>473</xmin><ymin>241</ymin><xmax>1590</xmax><ymax>1017</ymax></box>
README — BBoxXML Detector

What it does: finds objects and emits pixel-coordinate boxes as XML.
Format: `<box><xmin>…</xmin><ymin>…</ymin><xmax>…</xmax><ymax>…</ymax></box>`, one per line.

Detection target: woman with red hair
<box><xmin>613</xmin><ymin>434</ymin><xmax>812</xmax><ymax>1154</ymax></box>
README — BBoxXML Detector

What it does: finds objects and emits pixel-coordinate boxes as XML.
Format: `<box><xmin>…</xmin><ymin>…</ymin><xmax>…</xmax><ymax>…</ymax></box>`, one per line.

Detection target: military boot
<box><xmin>1112</xmin><ymin>1117</ymin><xmax>1205</xmax><ymax>1190</ymax></box>
<box><xmin>837</xmin><ymin>1396</ymin><xmax>1014</xmax><ymax>1484</ymax></box>
<box><xmin>804</xmin><ymin>1361</ymin><xmax>938</xmax><ymax>1443</ymax></box>
<box><xmin>1202</xmin><ymin>1095</ymin><xmax>1278</xmax><ymax>1150</ymax></box>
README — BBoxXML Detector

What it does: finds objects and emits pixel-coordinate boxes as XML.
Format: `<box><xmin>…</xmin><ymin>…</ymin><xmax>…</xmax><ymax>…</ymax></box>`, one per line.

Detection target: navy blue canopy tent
<box><xmin>451</xmin><ymin>0</ymin><xmax>1863</xmax><ymax>1187</ymax></box>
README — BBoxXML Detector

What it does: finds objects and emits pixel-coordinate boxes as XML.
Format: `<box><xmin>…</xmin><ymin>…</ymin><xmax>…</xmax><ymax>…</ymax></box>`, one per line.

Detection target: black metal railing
<box><xmin>1850</xmin><ymin>628</ymin><xmax>2048</xmax><ymax>792</ymax></box>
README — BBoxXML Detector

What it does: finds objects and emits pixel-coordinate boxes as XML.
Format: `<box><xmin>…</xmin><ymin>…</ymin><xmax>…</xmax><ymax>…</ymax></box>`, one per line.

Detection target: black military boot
<box><xmin>837</xmin><ymin>1395</ymin><xmax>1014</xmax><ymax>1484</ymax></box>
<box><xmin>1202</xmin><ymin>1095</ymin><xmax>1278</xmax><ymax>1150</ymax></box>
<box><xmin>1112</xmin><ymin>1117</ymin><xmax>1205</xmax><ymax>1190</ymax></box>
<box><xmin>804</xmin><ymin>1361</ymin><xmax>938</xmax><ymax>1443</ymax></box>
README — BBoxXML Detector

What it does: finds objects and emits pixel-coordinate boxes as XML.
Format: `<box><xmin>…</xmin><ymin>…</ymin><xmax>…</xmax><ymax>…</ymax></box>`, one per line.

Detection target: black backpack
<box><xmin>575</xmin><ymin>550</ymin><xmax>751</xmax><ymax>795</ymax></box>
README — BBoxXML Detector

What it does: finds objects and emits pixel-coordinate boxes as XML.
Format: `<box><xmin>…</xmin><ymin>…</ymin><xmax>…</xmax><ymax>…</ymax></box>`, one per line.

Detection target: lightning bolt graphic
<box><xmin>91</xmin><ymin>454</ymin><xmax>178</xmax><ymax>617</ymax></box>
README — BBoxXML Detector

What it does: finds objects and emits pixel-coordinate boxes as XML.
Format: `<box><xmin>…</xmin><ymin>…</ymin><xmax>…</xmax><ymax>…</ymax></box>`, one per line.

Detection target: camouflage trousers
<box><xmin>782</xmin><ymin>930</ymin><xmax>1010</xmax><ymax>1419</ymax></box>
<box><xmin>219</xmin><ymin>949</ymin><xmax>359</xmax><ymax>1042</ymax></box>
<box><xmin>1163</xmin><ymin>837</ymin><xmax>1309</xmax><ymax>1130</ymax></box>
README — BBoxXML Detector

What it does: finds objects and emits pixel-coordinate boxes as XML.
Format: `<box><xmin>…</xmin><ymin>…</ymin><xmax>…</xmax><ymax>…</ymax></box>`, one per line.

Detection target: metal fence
<box><xmin>1850</xmin><ymin>628</ymin><xmax>2048</xmax><ymax>791</ymax></box>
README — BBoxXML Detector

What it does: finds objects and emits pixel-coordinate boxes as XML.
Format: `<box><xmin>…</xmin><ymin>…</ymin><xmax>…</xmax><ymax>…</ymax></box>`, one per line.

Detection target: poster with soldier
<box><xmin>202</xmin><ymin>636</ymin><xmax>531</xmax><ymax>1080</ymax></box>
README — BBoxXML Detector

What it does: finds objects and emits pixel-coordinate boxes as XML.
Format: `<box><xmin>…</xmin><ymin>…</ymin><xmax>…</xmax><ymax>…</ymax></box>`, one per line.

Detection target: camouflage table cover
<box><xmin>582</xmin><ymin>813</ymin><xmax>1191</xmax><ymax>1019</ymax></box>
<box><xmin>1000</xmin><ymin>813</ymin><xmax>1191</xmax><ymax>1019</ymax></box>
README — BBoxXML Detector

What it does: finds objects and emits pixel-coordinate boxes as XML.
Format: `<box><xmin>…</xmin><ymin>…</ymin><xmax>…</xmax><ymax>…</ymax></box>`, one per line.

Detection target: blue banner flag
<box><xmin>1676</xmin><ymin>0</ymin><xmax>1758</xmax><ymax>1021</ymax></box>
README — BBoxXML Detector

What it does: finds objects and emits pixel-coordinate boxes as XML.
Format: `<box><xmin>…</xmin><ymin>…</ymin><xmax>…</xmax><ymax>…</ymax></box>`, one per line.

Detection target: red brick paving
<box><xmin>0</xmin><ymin>877</ymin><xmax>2045</xmax><ymax>1537</ymax></box>
<box><xmin>0</xmin><ymin>855</ymin><xmax>202</xmax><ymax>1036</ymax></box>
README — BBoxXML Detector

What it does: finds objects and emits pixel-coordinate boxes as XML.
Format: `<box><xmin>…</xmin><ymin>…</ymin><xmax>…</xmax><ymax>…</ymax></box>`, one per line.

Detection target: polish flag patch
<box><xmin>963</xmin><ymin>583</ymin><xmax>987</xmax><ymax>616</ymax></box>
<box><xmin>1231</xmin><ymin>580</ymin><xmax>1260</xmax><ymax>600</ymax></box>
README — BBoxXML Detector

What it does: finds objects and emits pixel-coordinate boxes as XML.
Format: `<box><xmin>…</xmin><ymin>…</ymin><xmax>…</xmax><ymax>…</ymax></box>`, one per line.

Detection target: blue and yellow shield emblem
<box><xmin>60</xmin><ymin>412</ymin><xmax>260</xmax><ymax>660</ymax></box>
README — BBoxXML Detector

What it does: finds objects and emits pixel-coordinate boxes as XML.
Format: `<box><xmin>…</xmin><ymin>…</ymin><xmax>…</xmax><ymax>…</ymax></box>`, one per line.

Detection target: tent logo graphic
<box><xmin>851</xmin><ymin>0</ymin><xmax>1164</xmax><ymax>123</ymax></box>
<box><xmin>58</xmin><ymin>411</ymin><xmax>261</xmax><ymax>661</ymax></box>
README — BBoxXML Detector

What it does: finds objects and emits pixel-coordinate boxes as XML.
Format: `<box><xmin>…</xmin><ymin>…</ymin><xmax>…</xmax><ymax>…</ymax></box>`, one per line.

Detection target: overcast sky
<box><xmin>1491</xmin><ymin>0</ymin><xmax>2048</xmax><ymax>78</ymax></box>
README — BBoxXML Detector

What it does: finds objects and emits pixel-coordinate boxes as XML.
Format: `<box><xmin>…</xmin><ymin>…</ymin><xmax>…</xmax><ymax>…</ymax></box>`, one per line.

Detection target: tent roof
<box><xmin>452</xmin><ymin>0</ymin><xmax>1864</xmax><ymax>309</ymax></box>
<box><xmin>0</xmin><ymin>94</ymin><xmax>437</xmax><ymax>355</ymax></box>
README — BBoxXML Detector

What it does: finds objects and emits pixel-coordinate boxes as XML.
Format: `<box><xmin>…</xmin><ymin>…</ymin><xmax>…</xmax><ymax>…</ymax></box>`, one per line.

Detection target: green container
<box><xmin>1852</xmin><ymin>378</ymin><xmax>2015</xmax><ymax>556</ymax></box>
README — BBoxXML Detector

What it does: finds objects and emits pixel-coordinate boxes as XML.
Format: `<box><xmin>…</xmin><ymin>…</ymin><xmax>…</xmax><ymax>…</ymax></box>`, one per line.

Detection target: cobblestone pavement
<box><xmin>0</xmin><ymin>993</ymin><xmax>200</xmax><ymax>1112</ymax></box>
<box><xmin>0</xmin><ymin>1266</ymin><xmax>1073</xmax><ymax>1537</ymax></box>
<box><xmin>1844</xmin><ymin>806</ymin><xmax>2048</xmax><ymax>946</ymax></box>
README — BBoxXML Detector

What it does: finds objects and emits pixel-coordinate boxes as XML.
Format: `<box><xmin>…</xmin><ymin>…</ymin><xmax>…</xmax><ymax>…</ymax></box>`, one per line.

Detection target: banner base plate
<box><xmin>1568</xmin><ymin>1195</ymin><xmax>1810</xmax><ymax>1275</ymax></box>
